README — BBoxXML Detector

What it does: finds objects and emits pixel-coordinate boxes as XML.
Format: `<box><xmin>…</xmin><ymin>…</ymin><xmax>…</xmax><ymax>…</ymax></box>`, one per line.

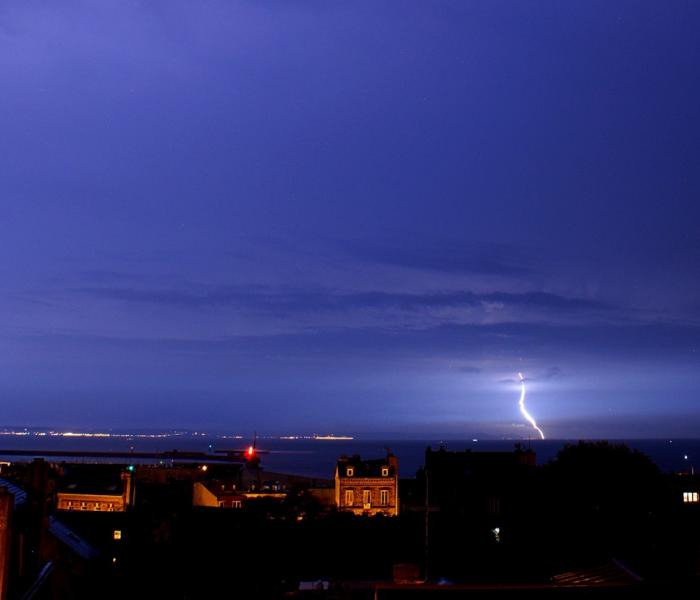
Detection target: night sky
<box><xmin>1</xmin><ymin>1</ymin><xmax>699</xmax><ymax>437</ymax></box>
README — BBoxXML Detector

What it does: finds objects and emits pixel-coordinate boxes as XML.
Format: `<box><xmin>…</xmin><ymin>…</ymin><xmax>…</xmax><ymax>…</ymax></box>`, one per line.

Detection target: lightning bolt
<box><xmin>518</xmin><ymin>372</ymin><xmax>545</xmax><ymax>440</ymax></box>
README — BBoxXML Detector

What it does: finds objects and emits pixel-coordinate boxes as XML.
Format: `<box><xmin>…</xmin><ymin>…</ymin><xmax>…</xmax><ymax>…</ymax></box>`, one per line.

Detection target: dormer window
<box><xmin>381</xmin><ymin>467</ymin><xmax>389</xmax><ymax>477</ymax></box>
<box><xmin>346</xmin><ymin>467</ymin><xmax>354</xmax><ymax>477</ymax></box>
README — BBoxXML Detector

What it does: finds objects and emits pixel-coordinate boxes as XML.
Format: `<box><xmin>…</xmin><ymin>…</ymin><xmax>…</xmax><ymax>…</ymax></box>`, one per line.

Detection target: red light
<box><xmin>247</xmin><ymin>446</ymin><xmax>255</xmax><ymax>458</ymax></box>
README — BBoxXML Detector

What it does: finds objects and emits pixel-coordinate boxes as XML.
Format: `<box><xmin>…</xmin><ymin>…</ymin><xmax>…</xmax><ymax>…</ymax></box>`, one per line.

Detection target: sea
<box><xmin>0</xmin><ymin>433</ymin><xmax>698</xmax><ymax>479</ymax></box>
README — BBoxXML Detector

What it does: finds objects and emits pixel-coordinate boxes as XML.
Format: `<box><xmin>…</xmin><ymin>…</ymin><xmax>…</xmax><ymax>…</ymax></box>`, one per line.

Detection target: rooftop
<box><xmin>337</xmin><ymin>454</ymin><xmax>397</xmax><ymax>478</ymax></box>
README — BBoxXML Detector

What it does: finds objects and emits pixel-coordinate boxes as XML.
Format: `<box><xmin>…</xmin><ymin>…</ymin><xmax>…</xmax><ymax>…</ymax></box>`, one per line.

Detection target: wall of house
<box><xmin>192</xmin><ymin>482</ymin><xmax>219</xmax><ymax>508</ymax></box>
<box><xmin>336</xmin><ymin>477</ymin><xmax>399</xmax><ymax>516</ymax></box>
<box><xmin>0</xmin><ymin>489</ymin><xmax>12</xmax><ymax>600</ymax></box>
<box><xmin>56</xmin><ymin>493</ymin><xmax>125</xmax><ymax>512</ymax></box>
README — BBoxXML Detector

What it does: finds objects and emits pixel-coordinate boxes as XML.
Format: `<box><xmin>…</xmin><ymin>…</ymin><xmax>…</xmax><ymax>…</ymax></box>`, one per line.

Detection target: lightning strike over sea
<box><xmin>518</xmin><ymin>372</ymin><xmax>545</xmax><ymax>440</ymax></box>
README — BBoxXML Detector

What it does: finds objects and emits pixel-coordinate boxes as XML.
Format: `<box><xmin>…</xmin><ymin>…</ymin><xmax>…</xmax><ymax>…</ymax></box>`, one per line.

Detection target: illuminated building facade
<box><xmin>335</xmin><ymin>453</ymin><xmax>399</xmax><ymax>516</ymax></box>
<box><xmin>193</xmin><ymin>481</ymin><xmax>245</xmax><ymax>508</ymax></box>
<box><xmin>56</xmin><ymin>469</ymin><xmax>133</xmax><ymax>512</ymax></box>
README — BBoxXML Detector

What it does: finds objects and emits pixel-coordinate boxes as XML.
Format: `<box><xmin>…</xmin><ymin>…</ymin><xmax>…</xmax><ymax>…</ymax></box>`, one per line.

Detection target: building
<box><xmin>672</xmin><ymin>472</ymin><xmax>700</xmax><ymax>507</ymax></box>
<box><xmin>421</xmin><ymin>444</ymin><xmax>536</xmax><ymax>530</ymax></box>
<box><xmin>193</xmin><ymin>481</ymin><xmax>246</xmax><ymax>508</ymax></box>
<box><xmin>193</xmin><ymin>479</ymin><xmax>289</xmax><ymax>508</ymax></box>
<box><xmin>0</xmin><ymin>480</ymin><xmax>28</xmax><ymax>600</ymax></box>
<box><xmin>56</xmin><ymin>466</ymin><xmax>133</xmax><ymax>512</ymax></box>
<box><xmin>422</xmin><ymin>444</ymin><xmax>535</xmax><ymax>516</ymax></box>
<box><xmin>335</xmin><ymin>453</ymin><xmax>399</xmax><ymax>516</ymax></box>
<box><xmin>419</xmin><ymin>445</ymin><xmax>537</xmax><ymax>580</ymax></box>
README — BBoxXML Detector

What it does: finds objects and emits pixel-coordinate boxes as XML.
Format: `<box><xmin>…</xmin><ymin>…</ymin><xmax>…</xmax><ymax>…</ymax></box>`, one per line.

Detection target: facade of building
<box><xmin>193</xmin><ymin>480</ymin><xmax>288</xmax><ymax>508</ymax></box>
<box><xmin>193</xmin><ymin>481</ymin><xmax>245</xmax><ymax>508</ymax></box>
<box><xmin>0</xmin><ymin>479</ymin><xmax>29</xmax><ymax>599</ymax></box>
<box><xmin>0</xmin><ymin>488</ymin><xmax>14</xmax><ymax>600</ymax></box>
<box><xmin>335</xmin><ymin>453</ymin><xmax>398</xmax><ymax>516</ymax></box>
<box><xmin>419</xmin><ymin>445</ymin><xmax>537</xmax><ymax>579</ymax></box>
<box><xmin>56</xmin><ymin>470</ymin><xmax>132</xmax><ymax>512</ymax></box>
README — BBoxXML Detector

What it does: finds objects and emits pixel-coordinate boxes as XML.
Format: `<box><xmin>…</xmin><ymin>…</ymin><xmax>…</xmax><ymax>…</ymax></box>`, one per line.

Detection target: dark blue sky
<box><xmin>1</xmin><ymin>1</ymin><xmax>699</xmax><ymax>437</ymax></box>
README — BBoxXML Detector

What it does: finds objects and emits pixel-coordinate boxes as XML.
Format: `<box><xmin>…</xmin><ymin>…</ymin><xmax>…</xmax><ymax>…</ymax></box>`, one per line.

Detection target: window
<box><xmin>380</xmin><ymin>489</ymin><xmax>389</xmax><ymax>506</ymax></box>
<box><xmin>346</xmin><ymin>467</ymin><xmax>354</xmax><ymax>477</ymax></box>
<box><xmin>381</xmin><ymin>467</ymin><xmax>389</xmax><ymax>477</ymax></box>
<box><xmin>113</xmin><ymin>530</ymin><xmax>122</xmax><ymax>540</ymax></box>
<box><xmin>232</xmin><ymin>500</ymin><xmax>242</xmax><ymax>508</ymax></box>
<box><xmin>488</xmin><ymin>496</ymin><xmax>501</xmax><ymax>515</ymax></box>
<box><xmin>363</xmin><ymin>489</ymin><xmax>371</xmax><ymax>506</ymax></box>
<box><xmin>345</xmin><ymin>489</ymin><xmax>354</xmax><ymax>506</ymax></box>
<box><xmin>219</xmin><ymin>501</ymin><xmax>224</xmax><ymax>508</ymax></box>
<box><xmin>683</xmin><ymin>492</ymin><xmax>699</xmax><ymax>503</ymax></box>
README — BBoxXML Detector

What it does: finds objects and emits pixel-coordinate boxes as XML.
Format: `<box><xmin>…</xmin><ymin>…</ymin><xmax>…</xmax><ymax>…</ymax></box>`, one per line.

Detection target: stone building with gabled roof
<box><xmin>335</xmin><ymin>452</ymin><xmax>398</xmax><ymax>516</ymax></box>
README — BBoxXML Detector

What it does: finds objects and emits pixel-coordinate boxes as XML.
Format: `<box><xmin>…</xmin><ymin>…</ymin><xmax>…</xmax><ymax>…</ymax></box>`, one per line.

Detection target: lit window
<box><xmin>346</xmin><ymin>467</ymin><xmax>354</xmax><ymax>477</ymax></box>
<box><xmin>113</xmin><ymin>530</ymin><xmax>122</xmax><ymax>540</ymax></box>
<box><xmin>381</xmin><ymin>467</ymin><xmax>389</xmax><ymax>477</ymax></box>
<box><xmin>683</xmin><ymin>492</ymin><xmax>699</xmax><ymax>503</ymax></box>
<box><xmin>345</xmin><ymin>489</ymin><xmax>354</xmax><ymax>506</ymax></box>
<box><xmin>232</xmin><ymin>500</ymin><xmax>242</xmax><ymax>508</ymax></box>
<box><xmin>363</xmin><ymin>489</ymin><xmax>371</xmax><ymax>506</ymax></box>
<box><xmin>380</xmin><ymin>489</ymin><xmax>389</xmax><ymax>506</ymax></box>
